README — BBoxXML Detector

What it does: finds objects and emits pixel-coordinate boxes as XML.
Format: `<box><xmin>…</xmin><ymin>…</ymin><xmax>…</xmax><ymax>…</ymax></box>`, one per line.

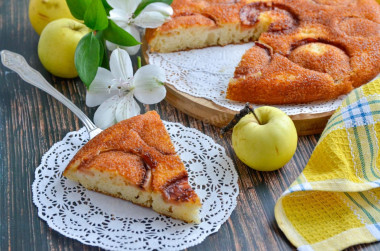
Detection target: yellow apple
<box><xmin>232</xmin><ymin>106</ymin><xmax>298</xmax><ymax>171</ymax></box>
<box><xmin>29</xmin><ymin>0</ymin><xmax>77</xmax><ymax>35</ymax></box>
<box><xmin>38</xmin><ymin>18</ymin><xmax>91</xmax><ymax>78</ymax></box>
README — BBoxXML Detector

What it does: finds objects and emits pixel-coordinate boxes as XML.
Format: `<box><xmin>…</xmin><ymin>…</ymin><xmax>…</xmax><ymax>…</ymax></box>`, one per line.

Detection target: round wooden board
<box><xmin>143</xmin><ymin>45</ymin><xmax>334</xmax><ymax>136</ymax></box>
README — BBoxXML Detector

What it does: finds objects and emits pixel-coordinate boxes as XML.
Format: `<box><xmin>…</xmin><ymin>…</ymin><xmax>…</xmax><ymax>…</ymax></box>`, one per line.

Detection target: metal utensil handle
<box><xmin>0</xmin><ymin>50</ymin><xmax>98</xmax><ymax>133</ymax></box>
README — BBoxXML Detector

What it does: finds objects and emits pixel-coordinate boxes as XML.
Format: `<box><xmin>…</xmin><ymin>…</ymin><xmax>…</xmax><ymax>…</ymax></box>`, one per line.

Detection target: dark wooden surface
<box><xmin>0</xmin><ymin>1</ymin><xmax>379</xmax><ymax>251</ymax></box>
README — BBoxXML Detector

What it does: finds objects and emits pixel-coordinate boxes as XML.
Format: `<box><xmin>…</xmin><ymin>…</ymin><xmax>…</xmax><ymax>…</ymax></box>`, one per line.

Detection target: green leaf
<box><xmin>66</xmin><ymin>0</ymin><xmax>91</xmax><ymax>20</ymax></box>
<box><xmin>75</xmin><ymin>32</ymin><xmax>101</xmax><ymax>88</ymax></box>
<box><xmin>98</xmin><ymin>35</ymin><xmax>110</xmax><ymax>69</ymax></box>
<box><xmin>94</xmin><ymin>30</ymin><xmax>110</xmax><ymax>69</ymax></box>
<box><xmin>97</xmin><ymin>36</ymin><xmax>105</xmax><ymax>67</ymax></box>
<box><xmin>134</xmin><ymin>0</ymin><xmax>173</xmax><ymax>17</ymax></box>
<box><xmin>100</xmin><ymin>44</ymin><xmax>110</xmax><ymax>69</ymax></box>
<box><xmin>101</xmin><ymin>0</ymin><xmax>113</xmax><ymax>15</ymax></box>
<box><xmin>103</xmin><ymin>20</ymin><xmax>140</xmax><ymax>47</ymax></box>
<box><xmin>84</xmin><ymin>0</ymin><xmax>109</xmax><ymax>30</ymax></box>
<box><xmin>95</xmin><ymin>31</ymin><xmax>104</xmax><ymax>66</ymax></box>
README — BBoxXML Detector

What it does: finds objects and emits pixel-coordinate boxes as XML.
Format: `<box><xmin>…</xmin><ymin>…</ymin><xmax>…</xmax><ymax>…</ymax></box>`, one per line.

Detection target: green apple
<box><xmin>232</xmin><ymin>106</ymin><xmax>298</xmax><ymax>171</ymax></box>
<box><xmin>29</xmin><ymin>0</ymin><xmax>77</xmax><ymax>35</ymax></box>
<box><xmin>38</xmin><ymin>18</ymin><xmax>91</xmax><ymax>78</ymax></box>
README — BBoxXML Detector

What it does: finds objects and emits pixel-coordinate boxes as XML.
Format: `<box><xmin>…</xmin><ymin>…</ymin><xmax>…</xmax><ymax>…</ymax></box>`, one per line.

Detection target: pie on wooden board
<box><xmin>146</xmin><ymin>0</ymin><xmax>380</xmax><ymax>104</ymax></box>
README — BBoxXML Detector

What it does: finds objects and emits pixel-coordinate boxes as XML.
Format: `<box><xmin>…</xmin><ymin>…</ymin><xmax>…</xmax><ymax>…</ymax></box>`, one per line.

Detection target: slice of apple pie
<box><xmin>63</xmin><ymin>111</ymin><xmax>201</xmax><ymax>223</ymax></box>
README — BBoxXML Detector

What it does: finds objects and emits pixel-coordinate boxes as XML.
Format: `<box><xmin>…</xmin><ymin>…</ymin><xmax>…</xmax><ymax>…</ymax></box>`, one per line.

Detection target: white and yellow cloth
<box><xmin>275</xmin><ymin>78</ymin><xmax>380</xmax><ymax>251</ymax></box>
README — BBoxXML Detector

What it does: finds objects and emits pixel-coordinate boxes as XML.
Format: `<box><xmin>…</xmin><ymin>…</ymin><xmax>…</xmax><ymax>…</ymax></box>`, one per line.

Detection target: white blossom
<box><xmin>86</xmin><ymin>48</ymin><xmax>166</xmax><ymax>129</ymax></box>
<box><xmin>106</xmin><ymin>0</ymin><xmax>173</xmax><ymax>54</ymax></box>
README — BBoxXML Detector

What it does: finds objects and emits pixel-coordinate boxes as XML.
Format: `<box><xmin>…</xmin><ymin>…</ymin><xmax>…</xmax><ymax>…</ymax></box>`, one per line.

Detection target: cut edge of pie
<box><xmin>63</xmin><ymin>111</ymin><xmax>201</xmax><ymax>223</ymax></box>
<box><xmin>145</xmin><ymin>1</ymin><xmax>274</xmax><ymax>53</ymax></box>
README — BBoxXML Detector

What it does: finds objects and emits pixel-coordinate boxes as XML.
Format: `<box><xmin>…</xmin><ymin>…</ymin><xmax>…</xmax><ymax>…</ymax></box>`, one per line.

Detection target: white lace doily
<box><xmin>32</xmin><ymin>122</ymin><xmax>238</xmax><ymax>250</ymax></box>
<box><xmin>147</xmin><ymin>43</ymin><xmax>348</xmax><ymax>115</ymax></box>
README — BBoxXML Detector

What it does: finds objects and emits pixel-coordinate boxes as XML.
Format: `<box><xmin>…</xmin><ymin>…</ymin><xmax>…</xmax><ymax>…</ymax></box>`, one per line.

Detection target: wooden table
<box><xmin>0</xmin><ymin>1</ymin><xmax>378</xmax><ymax>250</ymax></box>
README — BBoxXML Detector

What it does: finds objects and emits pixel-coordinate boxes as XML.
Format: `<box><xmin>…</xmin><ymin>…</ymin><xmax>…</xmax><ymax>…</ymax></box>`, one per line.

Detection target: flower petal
<box><xmin>133</xmin><ymin>3</ymin><xmax>173</xmax><ymax>28</ymax></box>
<box><xmin>134</xmin><ymin>64</ymin><xmax>166</xmax><ymax>83</ymax></box>
<box><xmin>134</xmin><ymin>11</ymin><xmax>169</xmax><ymax>28</ymax></box>
<box><xmin>115</xmin><ymin>92</ymin><xmax>141</xmax><ymax>122</ymax></box>
<box><xmin>93</xmin><ymin>95</ymin><xmax>120</xmax><ymax>129</ymax></box>
<box><xmin>133</xmin><ymin>64</ymin><xmax>167</xmax><ymax>104</ymax></box>
<box><xmin>134</xmin><ymin>84</ymin><xmax>166</xmax><ymax>104</ymax></box>
<box><xmin>121</xmin><ymin>43</ymin><xmax>140</xmax><ymax>55</ymax></box>
<box><xmin>86</xmin><ymin>67</ymin><xmax>119</xmax><ymax>106</ymax></box>
<box><xmin>106</xmin><ymin>40</ymin><xmax>117</xmax><ymax>51</ymax></box>
<box><xmin>109</xmin><ymin>8</ymin><xmax>131</xmax><ymax>27</ymax></box>
<box><xmin>88</xmin><ymin>67</ymin><xmax>115</xmax><ymax>93</ymax></box>
<box><xmin>86</xmin><ymin>91</ymin><xmax>117</xmax><ymax>107</ymax></box>
<box><xmin>110</xmin><ymin>48</ymin><xmax>134</xmax><ymax>81</ymax></box>
<box><xmin>107</xmin><ymin>0</ymin><xmax>141</xmax><ymax>14</ymax></box>
<box><xmin>141</xmin><ymin>2</ymin><xmax>173</xmax><ymax>16</ymax></box>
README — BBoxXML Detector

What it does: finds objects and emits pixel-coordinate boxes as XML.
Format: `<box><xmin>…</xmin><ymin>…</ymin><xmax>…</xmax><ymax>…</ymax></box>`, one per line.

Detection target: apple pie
<box><xmin>63</xmin><ymin>111</ymin><xmax>201</xmax><ymax>223</ymax></box>
<box><xmin>145</xmin><ymin>0</ymin><xmax>380</xmax><ymax>104</ymax></box>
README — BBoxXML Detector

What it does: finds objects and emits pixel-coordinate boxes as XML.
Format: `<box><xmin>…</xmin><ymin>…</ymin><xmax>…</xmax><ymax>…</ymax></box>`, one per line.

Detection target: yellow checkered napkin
<box><xmin>275</xmin><ymin>78</ymin><xmax>380</xmax><ymax>251</ymax></box>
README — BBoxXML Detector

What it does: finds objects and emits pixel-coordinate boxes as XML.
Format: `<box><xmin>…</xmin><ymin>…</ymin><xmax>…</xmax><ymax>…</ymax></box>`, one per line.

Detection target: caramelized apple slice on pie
<box><xmin>63</xmin><ymin>111</ymin><xmax>201</xmax><ymax>223</ymax></box>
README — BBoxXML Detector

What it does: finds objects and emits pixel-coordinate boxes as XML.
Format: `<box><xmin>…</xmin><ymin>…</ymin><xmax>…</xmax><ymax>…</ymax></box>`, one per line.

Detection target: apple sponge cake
<box><xmin>145</xmin><ymin>0</ymin><xmax>380</xmax><ymax>104</ymax></box>
<box><xmin>63</xmin><ymin>111</ymin><xmax>201</xmax><ymax>223</ymax></box>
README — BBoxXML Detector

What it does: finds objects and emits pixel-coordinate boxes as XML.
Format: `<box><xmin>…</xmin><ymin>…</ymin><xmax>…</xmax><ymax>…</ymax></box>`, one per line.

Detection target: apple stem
<box><xmin>221</xmin><ymin>103</ymin><xmax>260</xmax><ymax>135</ymax></box>
<box><xmin>251</xmin><ymin>109</ymin><xmax>261</xmax><ymax>125</ymax></box>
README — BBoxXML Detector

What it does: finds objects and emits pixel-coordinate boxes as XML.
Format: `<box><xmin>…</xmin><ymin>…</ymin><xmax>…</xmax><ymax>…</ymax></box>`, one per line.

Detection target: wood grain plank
<box><xmin>1</xmin><ymin>1</ymin><xmax>380</xmax><ymax>251</ymax></box>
